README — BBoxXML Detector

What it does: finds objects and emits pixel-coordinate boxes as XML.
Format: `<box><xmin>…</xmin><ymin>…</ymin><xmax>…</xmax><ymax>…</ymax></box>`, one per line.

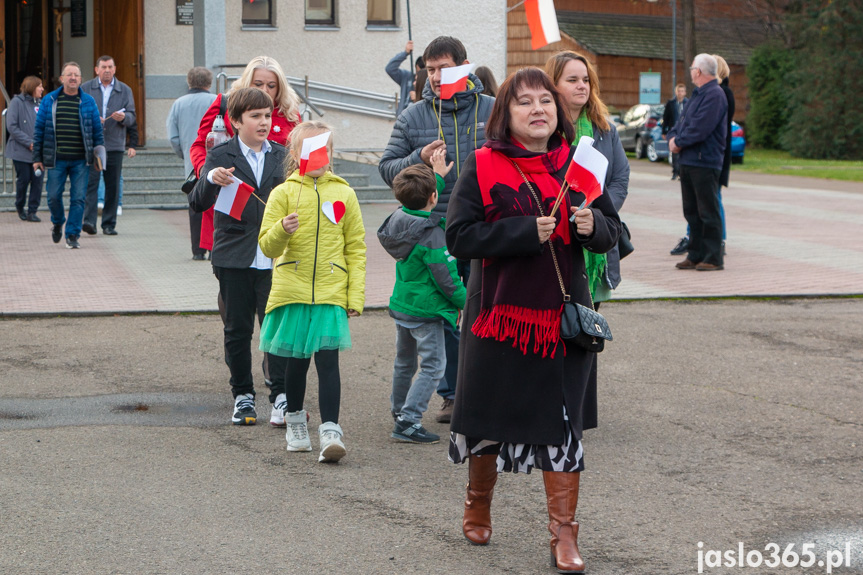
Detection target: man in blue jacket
<box><xmin>385</xmin><ymin>41</ymin><xmax>424</xmax><ymax>116</ymax></box>
<box><xmin>379</xmin><ymin>36</ymin><xmax>495</xmax><ymax>424</ymax></box>
<box><xmin>668</xmin><ymin>54</ymin><xmax>727</xmax><ymax>271</ymax></box>
<box><xmin>33</xmin><ymin>62</ymin><xmax>105</xmax><ymax>249</ymax></box>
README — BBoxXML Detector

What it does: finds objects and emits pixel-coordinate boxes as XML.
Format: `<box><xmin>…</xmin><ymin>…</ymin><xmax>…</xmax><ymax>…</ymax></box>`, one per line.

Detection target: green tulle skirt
<box><xmin>260</xmin><ymin>304</ymin><xmax>351</xmax><ymax>359</ymax></box>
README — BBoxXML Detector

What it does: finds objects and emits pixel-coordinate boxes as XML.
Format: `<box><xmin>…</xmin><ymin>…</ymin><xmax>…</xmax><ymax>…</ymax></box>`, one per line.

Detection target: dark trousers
<box><xmin>671</xmin><ymin>152</ymin><xmax>680</xmax><ymax>178</ymax></box>
<box><xmin>284</xmin><ymin>349</ymin><xmax>341</xmax><ymax>423</ymax></box>
<box><xmin>436</xmin><ymin>258</ymin><xmax>471</xmax><ymax>400</ymax></box>
<box><xmin>14</xmin><ymin>160</ymin><xmax>43</xmax><ymax>215</ymax></box>
<box><xmin>84</xmin><ymin>151</ymin><xmax>124</xmax><ymax>230</ymax></box>
<box><xmin>213</xmin><ymin>266</ymin><xmax>285</xmax><ymax>401</ymax></box>
<box><xmin>189</xmin><ymin>208</ymin><xmax>205</xmax><ymax>256</ymax></box>
<box><xmin>680</xmin><ymin>164</ymin><xmax>723</xmax><ymax>267</ymax></box>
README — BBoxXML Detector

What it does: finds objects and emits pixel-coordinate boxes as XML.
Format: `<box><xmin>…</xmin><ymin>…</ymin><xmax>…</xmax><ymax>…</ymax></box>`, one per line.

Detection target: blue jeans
<box><xmin>685</xmin><ymin>183</ymin><xmax>727</xmax><ymax>241</ymax></box>
<box><xmin>391</xmin><ymin>321</ymin><xmax>446</xmax><ymax>424</ymax></box>
<box><xmin>46</xmin><ymin>159</ymin><xmax>90</xmax><ymax>238</ymax></box>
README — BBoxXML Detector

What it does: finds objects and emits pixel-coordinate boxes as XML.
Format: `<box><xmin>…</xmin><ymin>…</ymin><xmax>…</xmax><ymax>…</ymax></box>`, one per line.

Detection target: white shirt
<box><xmin>206</xmin><ymin>137</ymin><xmax>273</xmax><ymax>271</ymax></box>
<box><xmin>99</xmin><ymin>77</ymin><xmax>115</xmax><ymax>118</ymax></box>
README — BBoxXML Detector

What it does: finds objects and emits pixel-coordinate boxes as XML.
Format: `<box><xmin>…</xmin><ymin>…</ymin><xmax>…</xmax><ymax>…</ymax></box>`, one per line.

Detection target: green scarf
<box><xmin>574</xmin><ymin>112</ymin><xmax>607</xmax><ymax>299</ymax></box>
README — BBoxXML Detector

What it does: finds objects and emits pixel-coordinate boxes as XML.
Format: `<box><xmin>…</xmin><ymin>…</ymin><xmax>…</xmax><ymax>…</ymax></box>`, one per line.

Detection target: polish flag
<box><xmin>564</xmin><ymin>137</ymin><xmax>608</xmax><ymax>208</ymax></box>
<box><xmin>214</xmin><ymin>177</ymin><xmax>255</xmax><ymax>220</ymax></box>
<box><xmin>440</xmin><ymin>64</ymin><xmax>474</xmax><ymax>100</ymax></box>
<box><xmin>299</xmin><ymin>131</ymin><xmax>331</xmax><ymax>176</ymax></box>
<box><xmin>525</xmin><ymin>0</ymin><xmax>561</xmax><ymax>50</ymax></box>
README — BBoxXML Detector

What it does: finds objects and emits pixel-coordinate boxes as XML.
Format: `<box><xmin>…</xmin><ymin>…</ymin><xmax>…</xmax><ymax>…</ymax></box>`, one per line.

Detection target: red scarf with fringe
<box><xmin>471</xmin><ymin>137</ymin><xmax>572</xmax><ymax>358</ymax></box>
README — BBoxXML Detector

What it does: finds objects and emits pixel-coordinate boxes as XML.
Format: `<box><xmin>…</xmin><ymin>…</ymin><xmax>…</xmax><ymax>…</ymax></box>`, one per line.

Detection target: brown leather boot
<box><xmin>462</xmin><ymin>454</ymin><xmax>498</xmax><ymax>545</ymax></box>
<box><xmin>543</xmin><ymin>471</ymin><xmax>585</xmax><ymax>574</ymax></box>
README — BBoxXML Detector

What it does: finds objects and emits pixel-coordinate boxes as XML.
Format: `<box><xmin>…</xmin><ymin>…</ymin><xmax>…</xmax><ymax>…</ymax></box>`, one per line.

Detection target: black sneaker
<box><xmin>51</xmin><ymin>224</ymin><xmax>63</xmax><ymax>243</ymax></box>
<box><xmin>65</xmin><ymin>235</ymin><xmax>80</xmax><ymax>249</ymax></box>
<box><xmin>669</xmin><ymin>236</ymin><xmax>689</xmax><ymax>256</ymax></box>
<box><xmin>82</xmin><ymin>223</ymin><xmax>97</xmax><ymax>235</ymax></box>
<box><xmin>392</xmin><ymin>419</ymin><xmax>440</xmax><ymax>444</ymax></box>
<box><xmin>231</xmin><ymin>393</ymin><xmax>257</xmax><ymax>425</ymax></box>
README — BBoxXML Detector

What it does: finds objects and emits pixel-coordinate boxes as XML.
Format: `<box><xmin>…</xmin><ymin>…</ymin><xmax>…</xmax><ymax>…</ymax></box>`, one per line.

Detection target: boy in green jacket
<box><xmin>377</xmin><ymin>156</ymin><xmax>465</xmax><ymax>444</ymax></box>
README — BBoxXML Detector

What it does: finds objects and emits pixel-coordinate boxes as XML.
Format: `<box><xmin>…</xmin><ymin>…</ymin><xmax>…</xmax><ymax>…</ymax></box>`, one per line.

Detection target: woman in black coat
<box><xmin>445</xmin><ymin>68</ymin><xmax>621</xmax><ymax>573</ymax></box>
<box><xmin>714</xmin><ymin>54</ymin><xmax>735</xmax><ymax>248</ymax></box>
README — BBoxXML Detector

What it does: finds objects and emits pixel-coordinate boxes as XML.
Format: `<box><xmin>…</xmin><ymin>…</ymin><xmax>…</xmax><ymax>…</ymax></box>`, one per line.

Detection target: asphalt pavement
<box><xmin>1</xmin><ymin>162</ymin><xmax>862</xmax><ymax>574</ymax></box>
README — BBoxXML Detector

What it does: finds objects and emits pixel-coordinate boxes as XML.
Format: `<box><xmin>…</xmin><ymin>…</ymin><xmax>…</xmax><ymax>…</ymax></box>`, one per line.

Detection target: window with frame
<box><xmin>367</xmin><ymin>0</ymin><xmax>395</xmax><ymax>26</ymax></box>
<box><xmin>306</xmin><ymin>0</ymin><xmax>336</xmax><ymax>26</ymax></box>
<box><xmin>242</xmin><ymin>0</ymin><xmax>274</xmax><ymax>26</ymax></box>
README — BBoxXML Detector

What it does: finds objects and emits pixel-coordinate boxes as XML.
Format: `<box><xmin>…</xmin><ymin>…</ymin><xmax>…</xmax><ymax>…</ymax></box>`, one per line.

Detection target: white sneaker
<box><xmin>270</xmin><ymin>393</ymin><xmax>287</xmax><ymax>427</ymax></box>
<box><xmin>97</xmin><ymin>201</ymin><xmax>104</xmax><ymax>210</ymax></box>
<box><xmin>318</xmin><ymin>422</ymin><xmax>346</xmax><ymax>463</ymax></box>
<box><xmin>117</xmin><ymin>206</ymin><xmax>123</xmax><ymax>216</ymax></box>
<box><xmin>231</xmin><ymin>393</ymin><xmax>256</xmax><ymax>425</ymax></box>
<box><xmin>285</xmin><ymin>410</ymin><xmax>312</xmax><ymax>452</ymax></box>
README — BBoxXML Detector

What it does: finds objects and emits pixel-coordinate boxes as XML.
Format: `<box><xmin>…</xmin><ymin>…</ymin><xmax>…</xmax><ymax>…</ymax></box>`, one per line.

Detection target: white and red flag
<box><xmin>564</xmin><ymin>136</ymin><xmax>608</xmax><ymax>208</ymax></box>
<box><xmin>299</xmin><ymin>131</ymin><xmax>331</xmax><ymax>176</ymax></box>
<box><xmin>440</xmin><ymin>64</ymin><xmax>474</xmax><ymax>100</ymax></box>
<box><xmin>525</xmin><ymin>0</ymin><xmax>561</xmax><ymax>50</ymax></box>
<box><xmin>214</xmin><ymin>177</ymin><xmax>255</xmax><ymax>220</ymax></box>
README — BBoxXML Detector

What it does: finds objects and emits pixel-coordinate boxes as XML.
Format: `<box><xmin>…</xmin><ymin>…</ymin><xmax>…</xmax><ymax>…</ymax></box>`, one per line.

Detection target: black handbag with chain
<box><xmin>511</xmin><ymin>160</ymin><xmax>613</xmax><ymax>353</ymax></box>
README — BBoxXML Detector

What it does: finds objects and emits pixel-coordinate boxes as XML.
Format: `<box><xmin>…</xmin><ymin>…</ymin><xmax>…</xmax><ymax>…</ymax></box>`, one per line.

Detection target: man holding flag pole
<box><xmin>380</xmin><ymin>36</ymin><xmax>495</xmax><ymax>424</ymax></box>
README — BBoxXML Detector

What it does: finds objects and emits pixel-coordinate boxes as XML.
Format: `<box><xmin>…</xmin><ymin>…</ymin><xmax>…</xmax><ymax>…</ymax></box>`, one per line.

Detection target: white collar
<box><xmin>238</xmin><ymin>137</ymin><xmax>271</xmax><ymax>158</ymax></box>
<box><xmin>100</xmin><ymin>77</ymin><xmax>116</xmax><ymax>90</ymax></box>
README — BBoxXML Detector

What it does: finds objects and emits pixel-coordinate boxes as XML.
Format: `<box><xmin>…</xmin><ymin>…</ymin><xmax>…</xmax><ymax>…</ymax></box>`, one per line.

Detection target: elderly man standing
<box><xmin>668</xmin><ymin>54</ymin><xmax>728</xmax><ymax>271</ymax></box>
<box><xmin>82</xmin><ymin>55</ymin><xmax>137</xmax><ymax>236</ymax></box>
<box><xmin>33</xmin><ymin>62</ymin><xmax>104</xmax><ymax>249</ymax></box>
<box><xmin>166</xmin><ymin>67</ymin><xmax>218</xmax><ymax>260</ymax></box>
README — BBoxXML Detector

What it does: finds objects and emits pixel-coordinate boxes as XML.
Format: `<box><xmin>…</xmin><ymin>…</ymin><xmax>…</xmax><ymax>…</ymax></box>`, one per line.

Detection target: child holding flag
<box><xmin>188</xmin><ymin>87</ymin><xmax>288</xmax><ymax>426</ymax></box>
<box><xmin>258</xmin><ymin>121</ymin><xmax>367</xmax><ymax>463</ymax></box>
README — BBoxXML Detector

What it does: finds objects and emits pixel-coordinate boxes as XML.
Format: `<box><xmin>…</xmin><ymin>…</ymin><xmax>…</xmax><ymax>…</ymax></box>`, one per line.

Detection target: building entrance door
<box><xmin>94</xmin><ymin>0</ymin><xmax>145</xmax><ymax>144</ymax></box>
<box><xmin>1</xmin><ymin>0</ymin><xmax>54</xmax><ymax>108</ymax></box>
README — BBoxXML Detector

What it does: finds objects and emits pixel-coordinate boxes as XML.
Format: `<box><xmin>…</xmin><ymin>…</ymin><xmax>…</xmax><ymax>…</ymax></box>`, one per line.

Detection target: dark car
<box><xmin>616</xmin><ymin>104</ymin><xmax>665</xmax><ymax>158</ymax></box>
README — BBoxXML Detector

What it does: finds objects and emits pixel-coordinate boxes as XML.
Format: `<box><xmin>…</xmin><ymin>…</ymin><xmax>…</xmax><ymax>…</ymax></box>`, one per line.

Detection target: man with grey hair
<box><xmin>668</xmin><ymin>54</ymin><xmax>728</xmax><ymax>271</ymax></box>
<box><xmin>166</xmin><ymin>67</ymin><xmax>217</xmax><ymax>260</ymax></box>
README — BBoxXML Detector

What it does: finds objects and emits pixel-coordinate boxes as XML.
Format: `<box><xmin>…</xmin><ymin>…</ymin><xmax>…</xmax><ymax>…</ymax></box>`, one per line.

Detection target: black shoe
<box><xmin>51</xmin><ymin>224</ymin><xmax>63</xmax><ymax>243</ymax></box>
<box><xmin>65</xmin><ymin>235</ymin><xmax>80</xmax><ymax>249</ymax></box>
<box><xmin>103</xmin><ymin>227</ymin><xmax>117</xmax><ymax>236</ymax></box>
<box><xmin>82</xmin><ymin>223</ymin><xmax>97</xmax><ymax>235</ymax></box>
<box><xmin>17</xmin><ymin>209</ymin><xmax>27</xmax><ymax>221</ymax></box>
<box><xmin>27</xmin><ymin>213</ymin><xmax>41</xmax><ymax>222</ymax></box>
<box><xmin>671</xmin><ymin>174</ymin><xmax>678</xmax><ymax>181</ymax></box>
<box><xmin>670</xmin><ymin>236</ymin><xmax>689</xmax><ymax>256</ymax></box>
<box><xmin>392</xmin><ymin>419</ymin><xmax>440</xmax><ymax>444</ymax></box>
<box><xmin>192</xmin><ymin>253</ymin><xmax>205</xmax><ymax>261</ymax></box>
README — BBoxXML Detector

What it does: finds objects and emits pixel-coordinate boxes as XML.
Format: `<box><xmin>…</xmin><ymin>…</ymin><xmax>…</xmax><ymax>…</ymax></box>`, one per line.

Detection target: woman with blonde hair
<box><xmin>189</xmin><ymin>56</ymin><xmax>302</xmax><ymax>255</ymax></box>
<box><xmin>713</xmin><ymin>54</ymin><xmax>733</xmax><ymax>248</ymax></box>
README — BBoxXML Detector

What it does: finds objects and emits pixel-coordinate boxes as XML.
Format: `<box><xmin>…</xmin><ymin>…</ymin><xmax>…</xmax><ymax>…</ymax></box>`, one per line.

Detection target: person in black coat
<box><xmin>188</xmin><ymin>88</ymin><xmax>287</xmax><ymax>427</ymax></box>
<box><xmin>663</xmin><ymin>84</ymin><xmax>688</xmax><ymax>180</ymax></box>
<box><xmin>714</xmin><ymin>55</ymin><xmax>735</xmax><ymax>248</ymax></box>
<box><xmin>445</xmin><ymin>68</ymin><xmax>620</xmax><ymax>573</ymax></box>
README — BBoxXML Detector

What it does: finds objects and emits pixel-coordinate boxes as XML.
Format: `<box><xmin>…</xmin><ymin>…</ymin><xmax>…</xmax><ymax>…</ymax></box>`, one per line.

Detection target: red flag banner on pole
<box><xmin>440</xmin><ymin>63</ymin><xmax>474</xmax><ymax>100</ymax></box>
<box><xmin>525</xmin><ymin>0</ymin><xmax>561</xmax><ymax>50</ymax></box>
<box><xmin>214</xmin><ymin>177</ymin><xmax>255</xmax><ymax>220</ymax></box>
<box><xmin>564</xmin><ymin>136</ymin><xmax>608</xmax><ymax>209</ymax></box>
<box><xmin>299</xmin><ymin>131</ymin><xmax>331</xmax><ymax>176</ymax></box>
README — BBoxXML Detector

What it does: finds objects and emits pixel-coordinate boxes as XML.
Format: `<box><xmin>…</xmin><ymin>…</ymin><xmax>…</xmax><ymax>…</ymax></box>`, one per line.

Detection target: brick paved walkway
<box><xmin>1</xmin><ymin>162</ymin><xmax>861</xmax><ymax>315</ymax></box>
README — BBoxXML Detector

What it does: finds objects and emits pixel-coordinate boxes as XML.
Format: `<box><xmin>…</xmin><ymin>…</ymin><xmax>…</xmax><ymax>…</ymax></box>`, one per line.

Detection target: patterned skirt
<box><xmin>448</xmin><ymin>406</ymin><xmax>584</xmax><ymax>474</ymax></box>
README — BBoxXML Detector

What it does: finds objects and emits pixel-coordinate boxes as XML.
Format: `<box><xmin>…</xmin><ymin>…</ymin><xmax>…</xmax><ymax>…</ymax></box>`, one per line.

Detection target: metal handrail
<box><xmin>1</xmin><ymin>109</ymin><xmax>7</xmax><ymax>195</ymax></box>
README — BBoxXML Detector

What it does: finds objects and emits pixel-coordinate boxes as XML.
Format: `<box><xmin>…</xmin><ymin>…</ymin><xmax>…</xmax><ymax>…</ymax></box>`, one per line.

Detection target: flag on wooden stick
<box><xmin>214</xmin><ymin>177</ymin><xmax>255</xmax><ymax>220</ymax></box>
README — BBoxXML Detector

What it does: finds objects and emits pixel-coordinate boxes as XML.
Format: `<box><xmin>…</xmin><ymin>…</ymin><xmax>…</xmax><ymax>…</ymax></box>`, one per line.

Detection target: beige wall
<box><xmin>144</xmin><ymin>0</ymin><xmax>507</xmax><ymax>147</ymax></box>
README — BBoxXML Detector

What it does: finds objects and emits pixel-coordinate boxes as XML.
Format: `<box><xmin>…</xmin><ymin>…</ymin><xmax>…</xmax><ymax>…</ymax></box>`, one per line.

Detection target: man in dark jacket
<box><xmin>379</xmin><ymin>36</ymin><xmax>495</xmax><ymax>423</ymax></box>
<box><xmin>668</xmin><ymin>54</ymin><xmax>728</xmax><ymax>271</ymax></box>
<box><xmin>663</xmin><ymin>83</ymin><xmax>688</xmax><ymax>181</ymax></box>
<box><xmin>81</xmin><ymin>55</ymin><xmax>137</xmax><ymax>236</ymax></box>
<box><xmin>385</xmin><ymin>41</ymin><xmax>424</xmax><ymax>116</ymax></box>
<box><xmin>33</xmin><ymin>62</ymin><xmax>105</xmax><ymax>249</ymax></box>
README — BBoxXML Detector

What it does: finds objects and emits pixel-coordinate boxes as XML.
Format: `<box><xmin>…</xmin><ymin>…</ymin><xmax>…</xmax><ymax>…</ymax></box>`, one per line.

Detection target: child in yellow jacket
<box><xmin>258</xmin><ymin>121</ymin><xmax>367</xmax><ymax>463</ymax></box>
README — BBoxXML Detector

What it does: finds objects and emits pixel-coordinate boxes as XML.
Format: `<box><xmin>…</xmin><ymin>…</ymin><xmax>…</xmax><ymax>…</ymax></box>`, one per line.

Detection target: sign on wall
<box><xmin>177</xmin><ymin>0</ymin><xmax>194</xmax><ymax>25</ymax></box>
<box><xmin>71</xmin><ymin>0</ymin><xmax>86</xmax><ymax>37</ymax></box>
<box><xmin>639</xmin><ymin>72</ymin><xmax>661</xmax><ymax>105</ymax></box>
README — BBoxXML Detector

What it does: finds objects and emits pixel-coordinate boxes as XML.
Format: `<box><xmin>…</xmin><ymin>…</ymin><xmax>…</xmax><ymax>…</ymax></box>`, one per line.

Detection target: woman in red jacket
<box><xmin>190</xmin><ymin>55</ymin><xmax>301</xmax><ymax>253</ymax></box>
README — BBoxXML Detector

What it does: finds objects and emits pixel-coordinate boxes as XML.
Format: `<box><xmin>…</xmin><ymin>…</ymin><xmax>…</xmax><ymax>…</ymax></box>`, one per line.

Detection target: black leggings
<box><xmin>285</xmin><ymin>349</ymin><xmax>340</xmax><ymax>423</ymax></box>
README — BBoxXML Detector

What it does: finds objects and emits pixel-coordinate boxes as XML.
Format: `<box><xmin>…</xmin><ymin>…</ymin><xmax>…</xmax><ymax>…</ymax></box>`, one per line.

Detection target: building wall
<box><xmin>143</xmin><ymin>0</ymin><xmax>507</xmax><ymax>148</ymax></box>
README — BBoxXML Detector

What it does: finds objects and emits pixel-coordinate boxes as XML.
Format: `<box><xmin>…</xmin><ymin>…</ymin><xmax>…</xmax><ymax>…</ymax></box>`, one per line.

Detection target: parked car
<box><xmin>616</xmin><ymin>104</ymin><xmax>665</xmax><ymax>158</ymax></box>
<box><xmin>730</xmin><ymin>121</ymin><xmax>746</xmax><ymax>164</ymax></box>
